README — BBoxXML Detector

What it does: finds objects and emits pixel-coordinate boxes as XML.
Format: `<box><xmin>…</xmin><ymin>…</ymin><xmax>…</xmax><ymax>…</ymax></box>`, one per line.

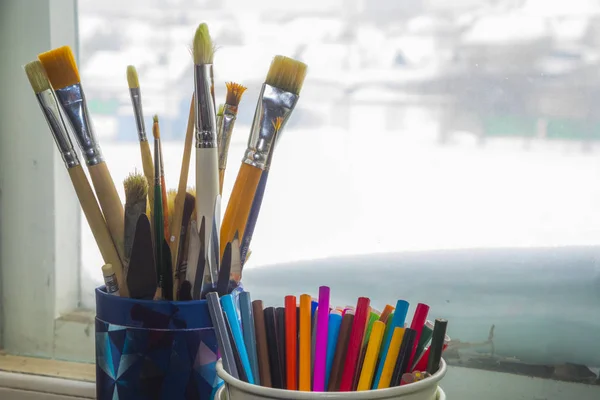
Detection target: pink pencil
<box><xmin>312</xmin><ymin>286</ymin><xmax>330</xmax><ymax>391</ymax></box>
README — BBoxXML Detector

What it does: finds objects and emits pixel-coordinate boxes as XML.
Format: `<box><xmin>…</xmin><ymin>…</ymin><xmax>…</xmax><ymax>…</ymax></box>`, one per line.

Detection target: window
<box><xmin>1</xmin><ymin>0</ymin><xmax>600</xmax><ymax>398</ymax></box>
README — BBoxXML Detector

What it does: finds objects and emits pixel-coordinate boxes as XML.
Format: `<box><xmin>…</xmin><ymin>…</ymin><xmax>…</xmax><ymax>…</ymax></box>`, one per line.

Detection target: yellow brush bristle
<box><xmin>225</xmin><ymin>82</ymin><xmax>247</xmax><ymax>106</ymax></box>
<box><xmin>167</xmin><ymin>189</ymin><xmax>177</xmax><ymax>228</ymax></box>
<box><xmin>217</xmin><ymin>104</ymin><xmax>224</xmax><ymax>117</ymax></box>
<box><xmin>126</xmin><ymin>65</ymin><xmax>139</xmax><ymax>89</ymax></box>
<box><xmin>265</xmin><ymin>55</ymin><xmax>307</xmax><ymax>95</ymax></box>
<box><xmin>153</xmin><ymin>115</ymin><xmax>160</xmax><ymax>139</ymax></box>
<box><xmin>188</xmin><ymin>188</ymin><xmax>197</xmax><ymax>221</ymax></box>
<box><xmin>38</xmin><ymin>46</ymin><xmax>80</xmax><ymax>90</ymax></box>
<box><xmin>192</xmin><ymin>23</ymin><xmax>214</xmax><ymax>65</ymax></box>
<box><xmin>24</xmin><ymin>60</ymin><xmax>51</xmax><ymax>94</ymax></box>
<box><xmin>123</xmin><ymin>171</ymin><xmax>148</xmax><ymax>205</ymax></box>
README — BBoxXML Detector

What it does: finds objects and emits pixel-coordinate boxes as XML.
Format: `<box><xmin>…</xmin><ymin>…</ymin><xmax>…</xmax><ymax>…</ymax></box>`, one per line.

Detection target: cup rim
<box><xmin>216</xmin><ymin>358</ymin><xmax>446</xmax><ymax>399</ymax></box>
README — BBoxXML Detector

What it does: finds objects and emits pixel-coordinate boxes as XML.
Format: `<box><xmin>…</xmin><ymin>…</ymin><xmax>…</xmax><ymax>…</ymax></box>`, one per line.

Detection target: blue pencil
<box><xmin>221</xmin><ymin>294</ymin><xmax>255</xmax><ymax>384</ymax></box>
<box><xmin>324</xmin><ymin>311</ymin><xmax>342</xmax><ymax>388</ymax></box>
<box><xmin>239</xmin><ymin>291</ymin><xmax>260</xmax><ymax>385</ymax></box>
<box><xmin>372</xmin><ymin>299</ymin><xmax>409</xmax><ymax>389</ymax></box>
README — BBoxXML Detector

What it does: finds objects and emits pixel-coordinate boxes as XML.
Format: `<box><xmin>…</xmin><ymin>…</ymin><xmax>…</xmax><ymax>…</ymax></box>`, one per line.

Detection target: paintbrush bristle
<box><xmin>265</xmin><ymin>55</ymin><xmax>307</xmax><ymax>95</ymax></box>
<box><xmin>192</xmin><ymin>23</ymin><xmax>214</xmax><ymax>65</ymax></box>
<box><xmin>225</xmin><ymin>82</ymin><xmax>247</xmax><ymax>106</ymax></box>
<box><xmin>123</xmin><ymin>171</ymin><xmax>148</xmax><ymax>204</ymax></box>
<box><xmin>38</xmin><ymin>46</ymin><xmax>80</xmax><ymax>90</ymax></box>
<box><xmin>188</xmin><ymin>188</ymin><xmax>197</xmax><ymax>221</ymax></box>
<box><xmin>152</xmin><ymin>115</ymin><xmax>160</xmax><ymax>139</ymax></box>
<box><xmin>24</xmin><ymin>60</ymin><xmax>51</xmax><ymax>94</ymax></box>
<box><xmin>217</xmin><ymin>104</ymin><xmax>224</xmax><ymax>117</ymax></box>
<box><xmin>126</xmin><ymin>65</ymin><xmax>139</xmax><ymax>89</ymax></box>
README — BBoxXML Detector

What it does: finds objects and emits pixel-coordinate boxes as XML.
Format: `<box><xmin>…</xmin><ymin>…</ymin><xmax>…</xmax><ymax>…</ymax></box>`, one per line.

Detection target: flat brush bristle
<box><xmin>192</xmin><ymin>23</ymin><xmax>214</xmax><ymax>65</ymax></box>
<box><xmin>38</xmin><ymin>46</ymin><xmax>80</xmax><ymax>90</ymax></box>
<box><xmin>153</xmin><ymin>115</ymin><xmax>160</xmax><ymax>139</ymax></box>
<box><xmin>265</xmin><ymin>55</ymin><xmax>307</xmax><ymax>95</ymax></box>
<box><xmin>123</xmin><ymin>171</ymin><xmax>148</xmax><ymax>204</ymax></box>
<box><xmin>126</xmin><ymin>65</ymin><xmax>139</xmax><ymax>89</ymax></box>
<box><xmin>24</xmin><ymin>60</ymin><xmax>51</xmax><ymax>94</ymax></box>
<box><xmin>225</xmin><ymin>82</ymin><xmax>247</xmax><ymax>106</ymax></box>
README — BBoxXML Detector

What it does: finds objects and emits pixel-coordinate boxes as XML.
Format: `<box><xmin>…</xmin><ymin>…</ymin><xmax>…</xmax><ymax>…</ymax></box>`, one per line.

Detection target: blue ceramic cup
<box><xmin>95</xmin><ymin>286</ymin><xmax>222</xmax><ymax>399</ymax></box>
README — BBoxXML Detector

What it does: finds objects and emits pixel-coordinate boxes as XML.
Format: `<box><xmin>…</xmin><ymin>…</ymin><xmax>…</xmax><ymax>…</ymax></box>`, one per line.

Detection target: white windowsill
<box><xmin>1</xmin><ymin>364</ymin><xmax>598</xmax><ymax>400</ymax></box>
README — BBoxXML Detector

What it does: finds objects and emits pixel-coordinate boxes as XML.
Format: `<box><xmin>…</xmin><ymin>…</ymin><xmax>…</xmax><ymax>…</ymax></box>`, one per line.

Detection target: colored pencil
<box><xmin>406</xmin><ymin>303</ymin><xmax>429</xmax><ymax>371</ymax></box>
<box><xmin>372</xmin><ymin>300</ymin><xmax>409</xmax><ymax>388</ymax></box>
<box><xmin>299</xmin><ymin>294</ymin><xmax>312</xmax><ymax>391</ymax></box>
<box><xmin>339</xmin><ymin>297</ymin><xmax>370</xmax><ymax>391</ymax></box>
<box><xmin>377</xmin><ymin>327</ymin><xmax>405</xmax><ymax>389</ymax></box>
<box><xmin>276</xmin><ymin>307</ymin><xmax>287</xmax><ymax>388</ymax></box>
<box><xmin>427</xmin><ymin>319</ymin><xmax>448</xmax><ymax>375</ymax></box>
<box><xmin>324</xmin><ymin>311</ymin><xmax>342</xmax><ymax>389</ymax></box>
<box><xmin>252</xmin><ymin>300</ymin><xmax>272</xmax><ymax>387</ymax></box>
<box><xmin>222</xmin><ymin>294</ymin><xmax>255</xmax><ymax>384</ymax></box>
<box><xmin>264</xmin><ymin>307</ymin><xmax>283</xmax><ymax>388</ymax></box>
<box><xmin>313</xmin><ymin>286</ymin><xmax>330</xmax><ymax>392</ymax></box>
<box><xmin>206</xmin><ymin>292</ymin><xmax>238</xmax><ymax>379</ymax></box>
<box><xmin>239</xmin><ymin>292</ymin><xmax>260</xmax><ymax>385</ymax></box>
<box><xmin>327</xmin><ymin>311</ymin><xmax>353</xmax><ymax>391</ymax></box>
<box><xmin>391</xmin><ymin>327</ymin><xmax>417</xmax><ymax>387</ymax></box>
<box><xmin>285</xmin><ymin>295</ymin><xmax>298</xmax><ymax>390</ymax></box>
<box><xmin>356</xmin><ymin>321</ymin><xmax>385</xmax><ymax>391</ymax></box>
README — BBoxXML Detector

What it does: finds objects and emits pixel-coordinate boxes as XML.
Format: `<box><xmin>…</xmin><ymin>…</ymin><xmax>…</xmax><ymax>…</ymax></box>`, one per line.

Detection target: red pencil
<box><xmin>406</xmin><ymin>303</ymin><xmax>429</xmax><ymax>370</ymax></box>
<box><xmin>338</xmin><ymin>297</ymin><xmax>370</xmax><ymax>391</ymax></box>
<box><xmin>285</xmin><ymin>295</ymin><xmax>298</xmax><ymax>390</ymax></box>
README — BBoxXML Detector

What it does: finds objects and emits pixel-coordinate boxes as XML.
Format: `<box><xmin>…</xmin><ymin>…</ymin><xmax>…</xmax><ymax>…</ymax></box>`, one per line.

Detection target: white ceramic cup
<box><xmin>215</xmin><ymin>358</ymin><xmax>447</xmax><ymax>400</ymax></box>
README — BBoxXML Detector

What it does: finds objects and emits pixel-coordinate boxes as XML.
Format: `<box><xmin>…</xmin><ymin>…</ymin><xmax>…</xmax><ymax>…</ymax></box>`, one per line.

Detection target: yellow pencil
<box><xmin>377</xmin><ymin>327</ymin><xmax>405</xmax><ymax>389</ymax></box>
<box><xmin>299</xmin><ymin>294</ymin><xmax>312</xmax><ymax>391</ymax></box>
<box><xmin>357</xmin><ymin>321</ymin><xmax>385</xmax><ymax>391</ymax></box>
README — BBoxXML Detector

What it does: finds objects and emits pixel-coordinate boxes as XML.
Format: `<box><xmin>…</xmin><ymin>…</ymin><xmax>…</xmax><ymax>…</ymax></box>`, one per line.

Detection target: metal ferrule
<box><xmin>216</xmin><ymin>113</ymin><xmax>224</xmax><ymax>150</ymax></box>
<box><xmin>194</xmin><ymin>64</ymin><xmax>217</xmax><ymax>148</ymax></box>
<box><xmin>129</xmin><ymin>87</ymin><xmax>147</xmax><ymax>142</ymax></box>
<box><xmin>243</xmin><ymin>83</ymin><xmax>299</xmax><ymax>170</ymax></box>
<box><xmin>218</xmin><ymin>105</ymin><xmax>237</xmax><ymax>169</ymax></box>
<box><xmin>36</xmin><ymin>90</ymin><xmax>80</xmax><ymax>169</ymax></box>
<box><xmin>55</xmin><ymin>83</ymin><xmax>103</xmax><ymax>166</ymax></box>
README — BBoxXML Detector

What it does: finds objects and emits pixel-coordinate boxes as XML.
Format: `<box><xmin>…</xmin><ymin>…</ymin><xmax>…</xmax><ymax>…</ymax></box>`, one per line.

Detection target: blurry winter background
<box><xmin>78</xmin><ymin>0</ymin><xmax>600</xmax><ymax>307</ymax></box>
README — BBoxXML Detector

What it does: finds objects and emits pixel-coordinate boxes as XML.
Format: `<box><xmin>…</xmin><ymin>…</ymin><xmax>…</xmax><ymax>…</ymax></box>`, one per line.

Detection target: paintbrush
<box><xmin>158</xmin><ymin>136</ymin><xmax>169</xmax><ymax>241</ymax></box>
<box><xmin>127</xmin><ymin>214</ymin><xmax>157</xmax><ymax>299</ymax></box>
<box><xmin>126</xmin><ymin>65</ymin><xmax>154</xmax><ymax>215</ymax></box>
<box><xmin>216</xmin><ymin>103</ymin><xmax>224</xmax><ymax>149</ymax></box>
<box><xmin>218</xmin><ymin>82</ymin><xmax>247</xmax><ymax>193</ymax></box>
<box><xmin>193</xmin><ymin>23</ymin><xmax>220</xmax><ymax>294</ymax></box>
<box><xmin>24</xmin><ymin>60</ymin><xmax>128</xmax><ymax>297</ymax></box>
<box><xmin>170</xmin><ymin>96</ymin><xmax>195</xmax><ymax>299</ymax></box>
<box><xmin>230</xmin><ymin>232</ymin><xmax>242</xmax><ymax>284</ymax></box>
<box><xmin>193</xmin><ymin>217</ymin><xmax>207</xmax><ymax>300</ymax></box>
<box><xmin>220</xmin><ymin>56</ymin><xmax>307</xmax><ymax>258</ymax></box>
<box><xmin>239</xmin><ymin>117</ymin><xmax>284</xmax><ymax>268</ymax></box>
<box><xmin>174</xmin><ymin>193</ymin><xmax>195</xmax><ymax>297</ymax></box>
<box><xmin>123</xmin><ymin>171</ymin><xmax>148</xmax><ymax>265</ymax></box>
<box><xmin>38</xmin><ymin>46</ymin><xmax>126</xmax><ymax>270</ymax></box>
<box><xmin>152</xmin><ymin>115</ymin><xmax>165</xmax><ymax>300</ymax></box>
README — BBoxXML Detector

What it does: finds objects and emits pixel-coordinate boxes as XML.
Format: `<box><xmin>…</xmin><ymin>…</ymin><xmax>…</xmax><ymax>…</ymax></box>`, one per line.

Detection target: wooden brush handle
<box><xmin>68</xmin><ymin>165</ymin><xmax>128</xmax><ymax>297</ymax></box>
<box><xmin>140</xmin><ymin>140</ymin><xmax>154</xmax><ymax>214</ymax></box>
<box><xmin>219</xmin><ymin>162</ymin><xmax>262</xmax><ymax>256</ymax></box>
<box><xmin>170</xmin><ymin>96</ymin><xmax>194</xmax><ymax>299</ymax></box>
<box><xmin>88</xmin><ymin>161</ymin><xmax>126</xmax><ymax>264</ymax></box>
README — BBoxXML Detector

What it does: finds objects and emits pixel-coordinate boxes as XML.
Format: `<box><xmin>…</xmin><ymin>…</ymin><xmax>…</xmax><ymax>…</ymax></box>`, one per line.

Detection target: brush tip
<box><xmin>24</xmin><ymin>60</ymin><xmax>51</xmax><ymax>93</ymax></box>
<box><xmin>192</xmin><ymin>23</ymin><xmax>214</xmax><ymax>64</ymax></box>
<box><xmin>265</xmin><ymin>55</ymin><xmax>307</xmax><ymax>95</ymax></box>
<box><xmin>152</xmin><ymin>115</ymin><xmax>160</xmax><ymax>139</ymax></box>
<box><xmin>38</xmin><ymin>45</ymin><xmax>80</xmax><ymax>89</ymax></box>
<box><xmin>225</xmin><ymin>82</ymin><xmax>247</xmax><ymax>106</ymax></box>
<box><xmin>123</xmin><ymin>171</ymin><xmax>149</xmax><ymax>204</ymax></box>
<box><xmin>126</xmin><ymin>65</ymin><xmax>139</xmax><ymax>89</ymax></box>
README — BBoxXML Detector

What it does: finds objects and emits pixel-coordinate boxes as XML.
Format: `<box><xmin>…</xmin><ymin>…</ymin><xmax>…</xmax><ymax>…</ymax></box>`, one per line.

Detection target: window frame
<box><xmin>0</xmin><ymin>0</ymin><xmax>94</xmax><ymax>362</ymax></box>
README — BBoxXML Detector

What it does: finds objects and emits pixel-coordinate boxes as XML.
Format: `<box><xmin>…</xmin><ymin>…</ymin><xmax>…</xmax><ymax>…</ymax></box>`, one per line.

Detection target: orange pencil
<box><xmin>285</xmin><ymin>295</ymin><xmax>298</xmax><ymax>390</ymax></box>
<box><xmin>299</xmin><ymin>294</ymin><xmax>312</xmax><ymax>391</ymax></box>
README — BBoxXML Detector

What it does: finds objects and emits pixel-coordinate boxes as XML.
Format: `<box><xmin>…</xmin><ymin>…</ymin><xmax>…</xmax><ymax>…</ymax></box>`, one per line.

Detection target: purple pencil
<box><xmin>313</xmin><ymin>286</ymin><xmax>330</xmax><ymax>391</ymax></box>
